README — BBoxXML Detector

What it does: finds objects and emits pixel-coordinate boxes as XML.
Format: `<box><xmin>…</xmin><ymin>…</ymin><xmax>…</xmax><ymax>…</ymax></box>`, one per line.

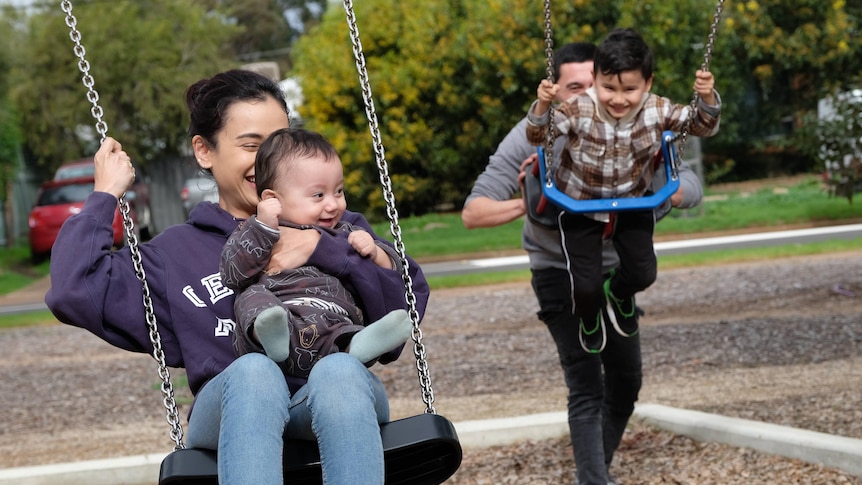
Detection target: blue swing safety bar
<box><xmin>536</xmin><ymin>130</ymin><xmax>681</xmax><ymax>213</ymax></box>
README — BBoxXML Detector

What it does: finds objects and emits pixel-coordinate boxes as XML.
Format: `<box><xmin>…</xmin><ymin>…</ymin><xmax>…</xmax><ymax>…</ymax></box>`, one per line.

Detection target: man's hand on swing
<box><xmin>670</xmin><ymin>185</ymin><xmax>685</xmax><ymax>207</ymax></box>
<box><xmin>93</xmin><ymin>137</ymin><xmax>136</xmax><ymax>199</ymax></box>
<box><xmin>518</xmin><ymin>153</ymin><xmax>539</xmax><ymax>192</ymax></box>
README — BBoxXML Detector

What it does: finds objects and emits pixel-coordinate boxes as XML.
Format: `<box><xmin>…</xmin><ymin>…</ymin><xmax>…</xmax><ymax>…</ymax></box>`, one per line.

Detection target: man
<box><xmin>462</xmin><ymin>42</ymin><xmax>704</xmax><ymax>485</ymax></box>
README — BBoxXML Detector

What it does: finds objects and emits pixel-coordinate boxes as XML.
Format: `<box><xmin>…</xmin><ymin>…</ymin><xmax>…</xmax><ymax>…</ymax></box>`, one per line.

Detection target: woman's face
<box><xmin>193</xmin><ymin>97</ymin><xmax>290</xmax><ymax>219</ymax></box>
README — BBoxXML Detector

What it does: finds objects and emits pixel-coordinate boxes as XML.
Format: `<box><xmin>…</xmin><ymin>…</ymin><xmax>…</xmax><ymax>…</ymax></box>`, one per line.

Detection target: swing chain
<box><xmin>342</xmin><ymin>0</ymin><xmax>436</xmax><ymax>414</ymax></box>
<box><xmin>678</xmin><ymin>0</ymin><xmax>725</xmax><ymax>162</ymax></box>
<box><xmin>60</xmin><ymin>0</ymin><xmax>185</xmax><ymax>450</ymax></box>
<box><xmin>541</xmin><ymin>0</ymin><xmax>556</xmax><ymax>187</ymax></box>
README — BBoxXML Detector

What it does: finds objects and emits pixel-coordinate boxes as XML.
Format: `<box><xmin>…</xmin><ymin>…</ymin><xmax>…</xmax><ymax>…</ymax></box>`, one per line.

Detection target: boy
<box><xmin>526</xmin><ymin>28</ymin><xmax>721</xmax><ymax>353</ymax></box>
<box><xmin>220</xmin><ymin>128</ymin><xmax>414</xmax><ymax>378</ymax></box>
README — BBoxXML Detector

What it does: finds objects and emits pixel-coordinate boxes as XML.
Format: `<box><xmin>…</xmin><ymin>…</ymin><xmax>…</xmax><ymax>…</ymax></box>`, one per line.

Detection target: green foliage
<box><xmin>199</xmin><ymin>0</ymin><xmax>316</xmax><ymax>73</ymax></box>
<box><xmin>0</xmin><ymin>9</ymin><xmax>22</xmax><ymax>201</ymax></box>
<box><xmin>724</xmin><ymin>1</ymin><xmax>861</xmax><ymax>138</ymax></box>
<box><xmin>10</xmin><ymin>0</ymin><xmax>240</xmax><ymax>170</ymax></box>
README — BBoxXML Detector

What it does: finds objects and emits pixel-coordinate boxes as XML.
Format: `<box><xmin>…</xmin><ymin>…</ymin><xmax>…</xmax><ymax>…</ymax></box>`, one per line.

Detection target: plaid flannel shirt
<box><xmin>526</xmin><ymin>87</ymin><xmax>720</xmax><ymax>219</ymax></box>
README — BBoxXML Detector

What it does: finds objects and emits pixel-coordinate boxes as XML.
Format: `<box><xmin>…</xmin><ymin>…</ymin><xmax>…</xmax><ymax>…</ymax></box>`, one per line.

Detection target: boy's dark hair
<box><xmin>255</xmin><ymin>128</ymin><xmax>339</xmax><ymax>198</ymax></box>
<box><xmin>552</xmin><ymin>42</ymin><xmax>597</xmax><ymax>80</ymax></box>
<box><xmin>593</xmin><ymin>28</ymin><xmax>653</xmax><ymax>82</ymax></box>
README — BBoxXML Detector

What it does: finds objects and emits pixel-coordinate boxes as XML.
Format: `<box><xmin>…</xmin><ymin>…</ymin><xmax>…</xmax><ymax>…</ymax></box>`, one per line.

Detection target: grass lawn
<box><xmin>373</xmin><ymin>174</ymin><xmax>860</xmax><ymax>259</ymax></box>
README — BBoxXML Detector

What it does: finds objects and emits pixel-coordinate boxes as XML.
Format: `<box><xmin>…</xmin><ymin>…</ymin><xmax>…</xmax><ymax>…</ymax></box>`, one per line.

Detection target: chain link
<box><xmin>342</xmin><ymin>0</ymin><xmax>436</xmax><ymax>414</ymax></box>
<box><xmin>541</xmin><ymin>0</ymin><xmax>556</xmax><ymax>186</ymax></box>
<box><xmin>678</xmin><ymin>0</ymin><xmax>725</xmax><ymax>162</ymax></box>
<box><xmin>60</xmin><ymin>0</ymin><xmax>185</xmax><ymax>450</ymax></box>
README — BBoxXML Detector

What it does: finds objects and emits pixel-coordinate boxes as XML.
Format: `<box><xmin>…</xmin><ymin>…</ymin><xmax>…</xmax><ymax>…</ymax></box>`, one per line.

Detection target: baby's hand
<box><xmin>257</xmin><ymin>198</ymin><xmax>281</xmax><ymax>229</ymax></box>
<box><xmin>348</xmin><ymin>230</ymin><xmax>377</xmax><ymax>259</ymax></box>
<box><xmin>694</xmin><ymin>70</ymin><xmax>716</xmax><ymax>105</ymax></box>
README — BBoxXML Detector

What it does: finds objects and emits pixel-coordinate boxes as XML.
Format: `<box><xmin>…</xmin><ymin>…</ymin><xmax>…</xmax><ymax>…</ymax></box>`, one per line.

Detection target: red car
<box><xmin>54</xmin><ymin>157</ymin><xmax>153</xmax><ymax>239</ymax></box>
<box><xmin>28</xmin><ymin>176</ymin><xmax>128</xmax><ymax>263</ymax></box>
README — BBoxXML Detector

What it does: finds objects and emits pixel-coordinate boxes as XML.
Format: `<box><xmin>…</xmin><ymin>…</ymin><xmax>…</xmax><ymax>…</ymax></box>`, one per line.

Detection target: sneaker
<box><xmin>604</xmin><ymin>278</ymin><xmax>639</xmax><ymax>337</ymax></box>
<box><xmin>578</xmin><ymin>313</ymin><xmax>606</xmax><ymax>353</ymax></box>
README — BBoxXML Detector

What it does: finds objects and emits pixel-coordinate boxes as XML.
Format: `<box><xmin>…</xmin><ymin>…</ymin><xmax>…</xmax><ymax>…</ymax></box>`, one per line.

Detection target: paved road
<box><xmin>421</xmin><ymin>223</ymin><xmax>862</xmax><ymax>276</ymax></box>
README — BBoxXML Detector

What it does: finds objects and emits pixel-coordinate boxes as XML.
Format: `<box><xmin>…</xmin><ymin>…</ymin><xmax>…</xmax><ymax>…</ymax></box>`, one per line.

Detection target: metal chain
<box><xmin>541</xmin><ymin>0</ymin><xmax>556</xmax><ymax>186</ymax></box>
<box><xmin>341</xmin><ymin>0</ymin><xmax>436</xmax><ymax>414</ymax></box>
<box><xmin>677</xmin><ymin>0</ymin><xmax>725</xmax><ymax>162</ymax></box>
<box><xmin>60</xmin><ymin>0</ymin><xmax>185</xmax><ymax>450</ymax></box>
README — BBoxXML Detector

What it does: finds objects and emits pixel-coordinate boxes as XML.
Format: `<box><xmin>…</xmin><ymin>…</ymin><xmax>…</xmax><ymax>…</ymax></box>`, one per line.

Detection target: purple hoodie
<box><xmin>45</xmin><ymin>192</ymin><xmax>429</xmax><ymax>397</ymax></box>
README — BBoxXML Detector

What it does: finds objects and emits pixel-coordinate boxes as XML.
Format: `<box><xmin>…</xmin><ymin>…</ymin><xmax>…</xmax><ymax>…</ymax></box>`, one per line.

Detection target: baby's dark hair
<box><xmin>255</xmin><ymin>128</ymin><xmax>339</xmax><ymax>198</ymax></box>
<box><xmin>593</xmin><ymin>28</ymin><xmax>653</xmax><ymax>82</ymax></box>
<box><xmin>552</xmin><ymin>42</ymin><xmax>597</xmax><ymax>80</ymax></box>
<box><xmin>185</xmin><ymin>69</ymin><xmax>289</xmax><ymax>147</ymax></box>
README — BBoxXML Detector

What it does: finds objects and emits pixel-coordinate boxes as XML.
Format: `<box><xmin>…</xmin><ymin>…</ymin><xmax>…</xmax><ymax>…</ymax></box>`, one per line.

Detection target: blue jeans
<box><xmin>532</xmin><ymin>268</ymin><xmax>643</xmax><ymax>485</ymax></box>
<box><xmin>186</xmin><ymin>352</ymin><xmax>390</xmax><ymax>484</ymax></box>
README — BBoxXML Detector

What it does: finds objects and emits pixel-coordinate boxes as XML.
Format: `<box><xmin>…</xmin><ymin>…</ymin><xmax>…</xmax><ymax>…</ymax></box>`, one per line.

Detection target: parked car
<box><xmin>28</xmin><ymin>176</ymin><xmax>128</xmax><ymax>263</ymax></box>
<box><xmin>54</xmin><ymin>157</ymin><xmax>154</xmax><ymax>239</ymax></box>
<box><xmin>181</xmin><ymin>175</ymin><xmax>219</xmax><ymax>217</ymax></box>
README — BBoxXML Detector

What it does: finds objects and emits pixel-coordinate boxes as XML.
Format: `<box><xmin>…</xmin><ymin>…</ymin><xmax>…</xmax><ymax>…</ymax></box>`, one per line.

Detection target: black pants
<box><xmin>558</xmin><ymin>210</ymin><xmax>657</xmax><ymax>326</ymax></box>
<box><xmin>532</xmin><ymin>267</ymin><xmax>643</xmax><ymax>484</ymax></box>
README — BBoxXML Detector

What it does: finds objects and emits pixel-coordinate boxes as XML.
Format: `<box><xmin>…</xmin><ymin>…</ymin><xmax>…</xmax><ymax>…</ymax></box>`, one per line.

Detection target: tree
<box><xmin>199</xmin><ymin>0</ymin><xmax>315</xmax><ymax>72</ymax></box>
<box><xmin>10</xmin><ymin>0</ymin><xmax>239</xmax><ymax>171</ymax></box>
<box><xmin>722</xmin><ymin>0</ymin><xmax>861</xmax><ymax>171</ymax></box>
<box><xmin>0</xmin><ymin>7</ymin><xmax>23</xmax><ymax>236</ymax></box>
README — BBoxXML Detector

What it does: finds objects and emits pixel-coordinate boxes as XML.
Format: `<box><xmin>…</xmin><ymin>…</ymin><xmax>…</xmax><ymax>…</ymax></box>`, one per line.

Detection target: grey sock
<box><xmin>348</xmin><ymin>309</ymin><xmax>413</xmax><ymax>364</ymax></box>
<box><xmin>255</xmin><ymin>306</ymin><xmax>291</xmax><ymax>362</ymax></box>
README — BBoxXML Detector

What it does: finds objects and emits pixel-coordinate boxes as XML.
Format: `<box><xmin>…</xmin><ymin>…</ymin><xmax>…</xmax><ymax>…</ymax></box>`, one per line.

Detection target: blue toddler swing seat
<box><xmin>60</xmin><ymin>1</ymin><xmax>462</xmax><ymax>483</ymax></box>
<box><xmin>532</xmin><ymin>131</ymin><xmax>681</xmax><ymax>215</ymax></box>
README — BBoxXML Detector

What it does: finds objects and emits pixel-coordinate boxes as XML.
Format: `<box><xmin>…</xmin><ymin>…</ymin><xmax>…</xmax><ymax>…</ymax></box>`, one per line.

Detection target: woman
<box><xmin>45</xmin><ymin>69</ymin><xmax>429</xmax><ymax>484</ymax></box>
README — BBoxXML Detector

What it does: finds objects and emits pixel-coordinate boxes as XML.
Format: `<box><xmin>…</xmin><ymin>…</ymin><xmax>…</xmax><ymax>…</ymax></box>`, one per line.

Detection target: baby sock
<box><xmin>348</xmin><ymin>309</ymin><xmax>413</xmax><ymax>364</ymax></box>
<box><xmin>255</xmin><ymin>306</ymin><xmax>291</xmax><ymax>362</ymax></box>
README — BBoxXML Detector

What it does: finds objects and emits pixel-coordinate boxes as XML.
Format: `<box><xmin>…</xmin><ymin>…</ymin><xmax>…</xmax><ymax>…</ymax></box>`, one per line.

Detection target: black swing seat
<box><xmin>159</xmin><ymin>412</ymin><xmax>462</xmax><ymax>485</ymax></box>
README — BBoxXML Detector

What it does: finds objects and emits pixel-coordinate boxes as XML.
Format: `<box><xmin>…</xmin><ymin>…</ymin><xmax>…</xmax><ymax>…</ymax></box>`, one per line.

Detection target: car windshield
<box><xmin>55</xmin><ymin>164</ymin><xmax>96</xmax><ymax>180</ymax></box>
<box><xmin>37</xmin><ymin>182</ymin><xmax>95</xmax><ymax>206</ymax></box>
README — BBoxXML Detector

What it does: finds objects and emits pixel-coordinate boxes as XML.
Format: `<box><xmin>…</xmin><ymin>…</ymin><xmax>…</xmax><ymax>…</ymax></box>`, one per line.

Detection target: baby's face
<box><xmin>593</xmin><ymin>69</ymin><xmax>652</xmax><ymax>120</ymax></box>
<box><xmin>275</xmin><ymin>155</ymin><xmax>347</xmax><ymax>228</ymax></box>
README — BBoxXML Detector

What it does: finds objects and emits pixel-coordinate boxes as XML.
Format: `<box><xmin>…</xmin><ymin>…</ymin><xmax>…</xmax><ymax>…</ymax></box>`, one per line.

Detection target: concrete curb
<box><xmin>0</xmin><ymin>453</ymin><xmax>167</xmax><ymax>485</ymax></box>
<box><xmin>2</xmin><ymin>403</ymin><xmax>861</xmax><ymax>484</ymax></box>
<box><xmin>634</xmin><ymin>403</ymin><xmax>862</xmax><ymax>478</ymax></box>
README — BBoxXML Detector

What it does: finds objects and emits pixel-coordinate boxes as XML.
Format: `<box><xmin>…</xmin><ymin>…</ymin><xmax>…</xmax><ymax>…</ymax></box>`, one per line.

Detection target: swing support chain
<box><xmin>541</xmin><ymin>0</ymin><xmax>556</xmax><ymax>188</ymax></box>
<box><xmin>676</xmin><ymin>0</ymin><xmax>725</xmax><ymax>163</ymax></box>
<box><xmin>60</xmin><ymin>0</ymin><xmax>185</xmax><ymax>451</ymax></box>
<box><xmin>342</xmin><ymin>0</ymin><xmax>437</xmax><ymax>415</ymax></box>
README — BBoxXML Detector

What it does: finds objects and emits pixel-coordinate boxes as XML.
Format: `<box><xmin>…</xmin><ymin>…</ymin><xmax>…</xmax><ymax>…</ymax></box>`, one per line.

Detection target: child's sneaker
<box><xmin>578</xmin><ymin>313</ymin><xmax>606</xmax><ymax>353</ymax></box>
<box><xmin>604</xmin><ymin>278</ymin><xmax>639</xmax><ymax>337</ymax></box>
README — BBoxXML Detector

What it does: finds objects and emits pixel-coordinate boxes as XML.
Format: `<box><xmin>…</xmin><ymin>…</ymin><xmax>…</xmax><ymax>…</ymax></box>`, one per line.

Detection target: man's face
<box><xmin>555</xmin><ymin>61</ymin><xmax>594</xmax><ymax>102</ymax></box>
